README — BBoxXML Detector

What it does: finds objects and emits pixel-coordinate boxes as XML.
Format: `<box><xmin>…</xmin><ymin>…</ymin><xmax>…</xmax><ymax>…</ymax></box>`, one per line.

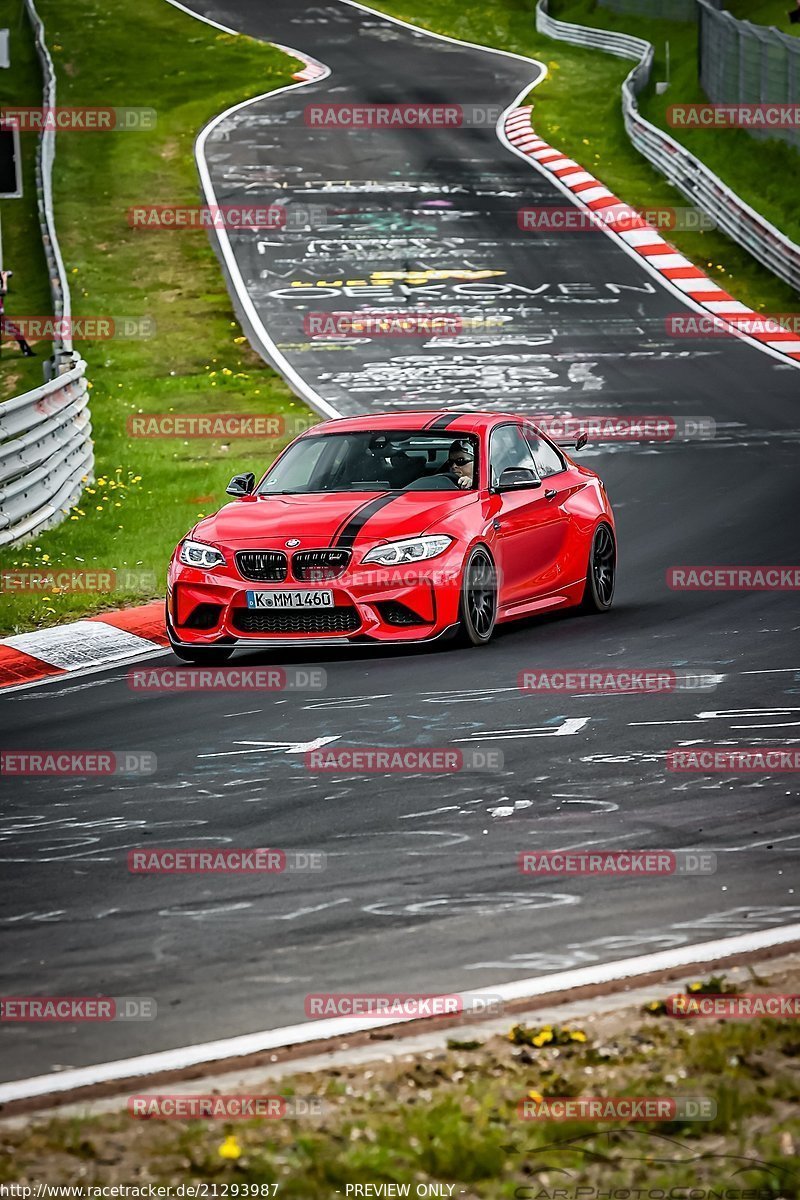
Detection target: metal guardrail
<box><xmin>0</xmin><ymin>1</ymin><xmax>93</xmax><ymax>546</ymax></box>
<box><xmin>0</xmin><ymin>357</ymin><xmax>92</xmax><ymax>545</ymax></box>
<box><xmin>535</xmin><ymin>0</ymin><xmax>800</xmax><ymax>294</ymax></box>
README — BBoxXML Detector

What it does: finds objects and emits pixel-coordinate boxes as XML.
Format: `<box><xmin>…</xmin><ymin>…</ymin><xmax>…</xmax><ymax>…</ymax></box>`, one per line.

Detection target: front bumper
<box><xmin>167</xmin><ymin>551</ymin><xmax>464</xmax><ymax>646</ymax></box>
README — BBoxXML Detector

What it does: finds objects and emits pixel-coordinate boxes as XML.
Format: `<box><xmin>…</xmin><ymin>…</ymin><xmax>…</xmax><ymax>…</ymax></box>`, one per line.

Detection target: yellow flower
<box><xmin>528</xmin><ymin>1089</ymin><xmax>544</xmax><ymax>1104</ymax></box>
<box><xmin>688</xmin><ymin>982</ymin><xmax>702</xmax><ymax>992</ymax></box>
<box><xmin>218</xmin><ymin>1134</ymin><xmax>241</xmax><ymax>1160</ymax></box>
<box><xmin>570</xmin><ymin>1030</ymin><xmax>587</xmax><ymax>1042</ymax></box>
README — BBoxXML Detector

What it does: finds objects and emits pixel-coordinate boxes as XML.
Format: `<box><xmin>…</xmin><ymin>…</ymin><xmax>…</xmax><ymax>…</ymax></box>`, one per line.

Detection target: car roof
<box><xmin>300</xmin><ymin>410</ymin><xmax>522</xmax><ymax>436</ymax></box>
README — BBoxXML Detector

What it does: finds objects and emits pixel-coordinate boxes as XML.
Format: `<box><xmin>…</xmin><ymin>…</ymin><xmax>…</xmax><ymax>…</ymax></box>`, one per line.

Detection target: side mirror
<box><xmin>226</xmin><ymin>472</ymin><xmax>255</xmax><ymax>497</ymax></box>
<box><xmin>575</xmin><ymin>432</ymin><xmax>588</xmax><ymax>451</ymax></box>
<box><xmin>497</xmin><ymin>467</ymin><xmax>542</xmax><ymax>492</ymax></box>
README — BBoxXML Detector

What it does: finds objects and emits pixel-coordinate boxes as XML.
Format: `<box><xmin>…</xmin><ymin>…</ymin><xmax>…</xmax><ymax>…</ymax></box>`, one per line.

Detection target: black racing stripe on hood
<box><xmin>331</xmin><ymin>492</ymin><xmax>403</xmax><ymax>549</ymax></box>
<box><xmin>328</xmin><ymin>495</ymin><xmax>386</xmax><ymax>548</ymax></box>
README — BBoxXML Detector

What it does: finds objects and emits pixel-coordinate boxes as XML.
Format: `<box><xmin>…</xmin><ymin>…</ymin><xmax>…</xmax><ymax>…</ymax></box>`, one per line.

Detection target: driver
<box><xmin>443</xmin><ymin>439</ymin><xmax>474</xmax><ymax>489</ymax></box>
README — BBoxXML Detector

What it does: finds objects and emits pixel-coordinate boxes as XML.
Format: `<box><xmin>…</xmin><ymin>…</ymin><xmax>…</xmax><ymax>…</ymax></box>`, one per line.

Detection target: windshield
<box><xmin>257</xmin><ymin>431</ymin><xmax>479</xmax><ymax>494</ymax></box>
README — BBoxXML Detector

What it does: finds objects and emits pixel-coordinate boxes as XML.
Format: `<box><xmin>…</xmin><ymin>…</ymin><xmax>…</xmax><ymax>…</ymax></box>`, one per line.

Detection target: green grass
<box><xmin>0</xmin><ymin>2</ymin><xmax>53</xmax><ymax>399</ymax></box>
<box><xmin>0</xmin><ymin>0</ymin><xmax>311</xmax><ymax>635</ymax></box>
<box><xmin>727</xmin><ymin>0</ymin><xmax>800</xmax><ymax>36</ymax></box>
<box><xmin>3</xmin><ymin>996</ymin><xmax>799</xmax><ymax>1194</ymax></box>
<box><xmin>370</xmin><ymin>0</ymin><xmax>799</xmax><ymax>318</ymax></box>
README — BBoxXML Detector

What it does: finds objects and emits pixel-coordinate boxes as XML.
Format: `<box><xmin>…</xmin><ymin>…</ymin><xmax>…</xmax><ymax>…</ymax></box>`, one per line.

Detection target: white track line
<box><xmin>3</xmin><ymin>923</ymin><xmax>799</xmax><ymax>1104</ymax></box>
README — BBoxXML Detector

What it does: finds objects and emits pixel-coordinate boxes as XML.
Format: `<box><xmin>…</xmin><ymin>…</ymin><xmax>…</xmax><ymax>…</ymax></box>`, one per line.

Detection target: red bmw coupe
<box><xmin>166</xmin><ymin>410</ymin><xmax>616</xmax><ymax>661</ymax></box>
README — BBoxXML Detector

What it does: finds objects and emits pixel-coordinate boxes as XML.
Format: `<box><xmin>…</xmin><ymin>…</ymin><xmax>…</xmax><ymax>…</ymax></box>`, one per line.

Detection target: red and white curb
<box><xmin>0</xmin><ymin>602</ymin><xmax>168</xmax><ymax>692</ymax></box>
<box><xmin>504</xmin><ymin>107</ymin><xmax>800</xmax><ymax>365</ymax></box>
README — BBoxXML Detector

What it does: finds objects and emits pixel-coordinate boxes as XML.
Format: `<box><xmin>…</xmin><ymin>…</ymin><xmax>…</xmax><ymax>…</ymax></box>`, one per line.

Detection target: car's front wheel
<box><xmin>457</xmin><ymin>546</ymin><xmax>498</xmax><ymax>646</ymax></box>
<box><xmin>580</xmin><ymin>522</ymin><xmax>616</xmax><ymax>612</ymax></box>
<box><xmin>165</xmin><ymin>602</ymin><xmax>235</xmax><ymax>663</ymax></box>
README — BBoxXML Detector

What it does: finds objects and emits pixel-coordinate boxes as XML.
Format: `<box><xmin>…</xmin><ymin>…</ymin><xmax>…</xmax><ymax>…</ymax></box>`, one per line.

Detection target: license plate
<box><xmin>246</xmin><ymin>589</ymin><xmax>334</xmax><ymax>609</ymax></box>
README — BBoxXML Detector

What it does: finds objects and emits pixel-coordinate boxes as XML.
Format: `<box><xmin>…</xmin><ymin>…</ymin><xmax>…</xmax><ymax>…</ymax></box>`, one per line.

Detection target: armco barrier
<box><xmin>0</xmin><ymin>357</ymin><xmax>92</xmax><ymax>546</ymax></box>
<box><xmin>535</xmin><ymin>0</ymin><xmax>800</xmax><ymax>294</ymax></box>
<box><xmin>0</xmin><ymin>1</ymin><xmax>94</xmax><ymax>546</ymax></box>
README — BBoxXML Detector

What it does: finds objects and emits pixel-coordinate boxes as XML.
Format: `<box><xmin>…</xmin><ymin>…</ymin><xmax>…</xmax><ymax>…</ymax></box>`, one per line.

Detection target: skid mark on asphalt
<box><xmin>363</xmin><ymin>891</ymin><xmax>580</xmax><ymax>917</ymax></box>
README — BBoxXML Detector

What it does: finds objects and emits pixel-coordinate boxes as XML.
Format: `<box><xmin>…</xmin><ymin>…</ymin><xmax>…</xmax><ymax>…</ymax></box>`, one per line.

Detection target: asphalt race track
<box><xmin>1</xmin><ymin>0</ymin><xmax>799</xmax><ymax>1085</ymax></box>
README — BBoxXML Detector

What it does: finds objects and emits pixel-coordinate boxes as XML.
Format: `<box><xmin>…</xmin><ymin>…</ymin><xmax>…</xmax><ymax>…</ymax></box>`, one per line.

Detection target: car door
<box><xmin>488</xmin><ymin>423</ymin><xmax>556</xmax><ymax>608</ymax></box>
<box><xmin>519</xmin><ymin>428</ymin><xmax>574</xmax><ymax>597</ymax></box>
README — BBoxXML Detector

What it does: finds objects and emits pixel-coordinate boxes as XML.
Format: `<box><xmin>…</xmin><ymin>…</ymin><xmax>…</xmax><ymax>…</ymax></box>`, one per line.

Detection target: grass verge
<box><xmin>0</xmin><ymin>0</ymin><xmax>309</xmax><ymax>636</ymax></box>
<box><xmin>370</xmin><ymin>0</ymin><xmax>800</xmax><ymax>316</ymax></box>
<box><xmin>2</xmin><ymin>968</ymin><xmax>799</xmax><ymax>1194</ymax></box>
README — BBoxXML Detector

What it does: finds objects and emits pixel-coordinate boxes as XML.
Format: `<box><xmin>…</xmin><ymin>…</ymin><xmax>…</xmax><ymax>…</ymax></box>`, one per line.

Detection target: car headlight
<box><xmin>361</xmin><ymin>535</ymin><xmax>453</xmax><ymax>567</ymax></box>
<box><xmin>179</xmin><ymin>539</ymin><xmax>226</xmax><ymax>569</ymax></box>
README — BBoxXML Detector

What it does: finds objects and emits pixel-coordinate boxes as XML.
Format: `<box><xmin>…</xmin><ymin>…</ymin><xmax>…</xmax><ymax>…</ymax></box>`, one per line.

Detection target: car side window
<box><xmin>524</xmin><ymin>431</ymin><xmax>566</xmax><ymax>478</ymax></box>
<box><xmin>489</xmin><ymin>425</ymin><xmax>536</xmax><ymax>488</ymax></box>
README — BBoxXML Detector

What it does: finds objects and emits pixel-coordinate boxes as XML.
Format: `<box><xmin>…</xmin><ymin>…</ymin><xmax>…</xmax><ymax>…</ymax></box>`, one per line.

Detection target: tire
<box><xmin>457</xmin><ymin>546</ymin><xmax>498</xmax><ymax>646</ymax></box>
<box><xmin>166</xmin><ymin>601</ymin><xmax>235</xmax><ymax>663</ymax></box>
<box><xmin>580</xmin><ymin>523</ymin><xmax>616</xmax><ymax>613</ymax></box>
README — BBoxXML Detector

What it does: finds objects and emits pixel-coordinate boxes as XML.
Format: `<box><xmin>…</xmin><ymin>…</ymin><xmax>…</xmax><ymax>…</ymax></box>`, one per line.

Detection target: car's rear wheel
<box><xmin>580</xmin><ymin>523</ymin><xmax>616</xmax><ymax>612</ymax></box>
<box><xmin>457</xmin><ymin>546</ymin><xmax>497</xmax><ymax>646</ymax></box>
<box><xmin>166</xmin><ymin>601</ymin><xmax>235</xmax><ymax>663</ymax></box>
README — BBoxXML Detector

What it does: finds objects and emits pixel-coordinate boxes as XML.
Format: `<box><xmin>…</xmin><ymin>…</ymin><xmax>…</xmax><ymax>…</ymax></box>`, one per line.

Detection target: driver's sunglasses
<box><xmin>450</xmin><ymin>456</ymin><xmax>472</xmax><ymax>467</ymax></box>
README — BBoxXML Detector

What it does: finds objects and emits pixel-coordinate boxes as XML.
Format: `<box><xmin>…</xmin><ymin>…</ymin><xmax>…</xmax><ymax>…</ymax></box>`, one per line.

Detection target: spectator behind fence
<box><xmin>0</xmin><ymin>268</ymin><xmax>36</xmax><ymax>357</ymax></box>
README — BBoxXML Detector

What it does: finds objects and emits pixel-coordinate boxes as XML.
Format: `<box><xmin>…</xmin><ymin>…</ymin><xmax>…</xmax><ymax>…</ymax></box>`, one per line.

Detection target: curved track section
<box><xmin>0</xmin><ymin>0</ymin><xmax>798</xmax><ymax>1085</ymax></box>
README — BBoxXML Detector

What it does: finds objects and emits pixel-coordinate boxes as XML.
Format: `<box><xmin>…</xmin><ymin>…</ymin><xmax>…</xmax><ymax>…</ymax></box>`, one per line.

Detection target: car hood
<box><xmin>193</xmin><ymin>491</ymin><xmax>478</xmax><ymax>548</ymax></box>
